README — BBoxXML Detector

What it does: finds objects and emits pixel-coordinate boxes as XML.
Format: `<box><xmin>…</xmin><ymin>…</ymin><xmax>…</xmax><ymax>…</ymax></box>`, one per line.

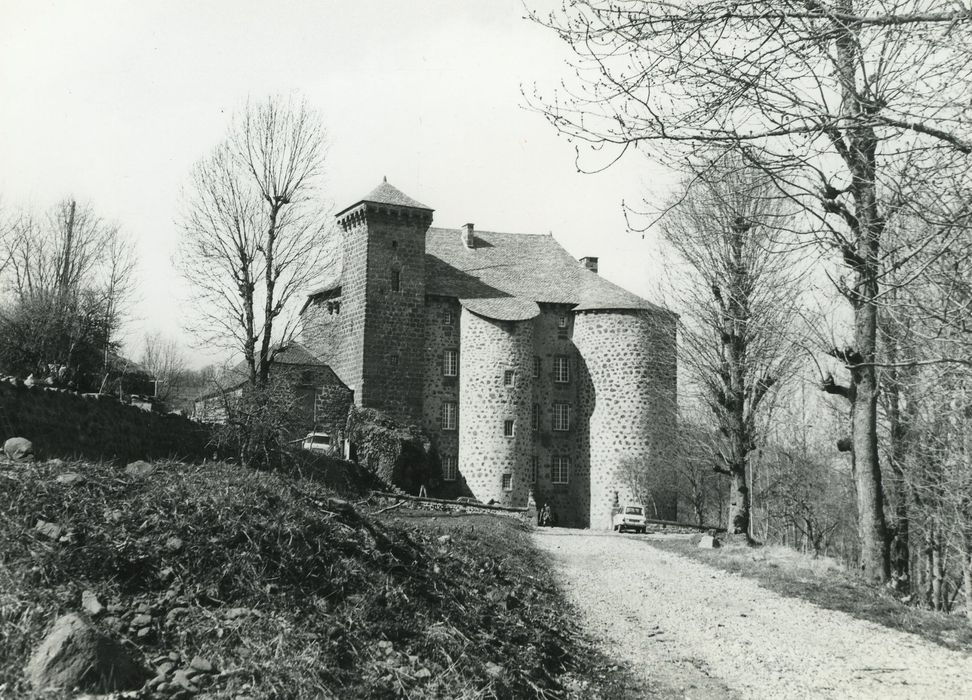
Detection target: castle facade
<box><xmin>300</xmin><ymin>179</ymin><xmax>677</xmax><ymax>528</ymax></box>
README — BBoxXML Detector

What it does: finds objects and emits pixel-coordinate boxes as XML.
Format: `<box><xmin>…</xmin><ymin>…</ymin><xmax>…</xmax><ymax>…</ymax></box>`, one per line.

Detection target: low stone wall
<box><xmin>0</xmin><ymin>381</ymin><xmax>211</xmax><ymax>463</ymax></box>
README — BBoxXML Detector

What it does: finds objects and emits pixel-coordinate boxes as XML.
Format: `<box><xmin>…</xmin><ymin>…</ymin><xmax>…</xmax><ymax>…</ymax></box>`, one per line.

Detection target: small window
<box><xmin>442</xmin><ymin>455</ymin><xmax>458</xmax><ymax>481</ymax></box>
<box><xmin>530</xmin><ymin>455</ymin><xmax>539</xmax><ymax>483</ymax></box>
<box><xmin>391</xmin><ymin>268</ymin><xmax>401</xmax><ymax>292</ymax></box>
<box><xmin>389</xmin><ymin>354</ymin><xmax>399</xmax><ymax>366</ymax></box>
<box><xmin>503</xmin><ymin>419</ymin><xmax>515</xmax><ymax>437</ymax></box>
<box><xmin>553</xmin><ymin>403</ymin><xmax>571</xmax><ymax>432</ymax></box>
<box><xmin>532</xmin><ymin>403</ymin><xmax>540</xmax><ymax>432</ymax></box>
<box><xmin>533</xmin><ymin>356</ymin><xmax>541</xmax><ymax>378</ymax></box>
<box><xmin>503</xmin><ymin>369</ymin><xmax>516</xmax><ymax>387</ymax></box>
<box><xmin>443</xmin><ymin>349</ymin><xmax>458</xmax><ymax>377</ymax></box>
<box><xmin>553</xmin><ymin>456</ymin><xmax>570</xmax><ymax>484</ymax></box>
<box><xmin>502</xmin><ymin>473</ymin><xmax>513</xmax><ymax>491</ymax></box>
<box><xmin>557</xmin><ymin>312</ymin><xmax>569</xmax><ymax>329</ymax></box>
<box><xmin>554</xmin><ymin>356</ymin><xmax>570</xmax><ymax>383</ymax></box>
<box><xmin>391</xmin><ymin>240</ymin><xmax>398</xmax><ymax>249</ymax></box>
<box><xmin>442</xmin><ymin>402</ymin><xmax>457</xmax><ymax>431</ymax></box>
<box><xmin>444</xmin><ymin>308</ymin><xmax>454</xmax><ymax>326</ymax></box>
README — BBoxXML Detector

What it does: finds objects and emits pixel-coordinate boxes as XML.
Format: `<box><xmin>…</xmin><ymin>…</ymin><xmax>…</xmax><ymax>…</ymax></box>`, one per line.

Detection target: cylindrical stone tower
<box><xmin>458</xmin><ymin>306</ymin><xmax>535</xmax><ymax>506</ymax></box>
<box><xmin>573</xmin><ymin>308</ymin><xmax>677</xmax><ymax>529</ymax></box>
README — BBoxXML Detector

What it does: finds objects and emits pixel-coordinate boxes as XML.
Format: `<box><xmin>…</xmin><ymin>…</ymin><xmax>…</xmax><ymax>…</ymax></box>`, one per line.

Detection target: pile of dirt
<box><xmin>0</xmin><ymin>459</ymin><xmax>623</xmax><ymax>698</ymax></box>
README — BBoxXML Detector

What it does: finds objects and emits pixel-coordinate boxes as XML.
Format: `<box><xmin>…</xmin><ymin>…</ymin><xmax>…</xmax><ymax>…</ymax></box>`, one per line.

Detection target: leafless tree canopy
<box><xmin>663</xmin><ymin>156</ymin><xmax>806</xmax><ymax>536</ymax></box>
<box><xmin>530</xmin><ymin>0</ymin><xmax>972</xmax><ymax>583</ymax></box>
<box><xmin>0</xmin><ymin>199</ymin><xmax>136</xmax><ymax>388</ymax></box>
<box><xmin>140</xmin><ymin>331</ymin><xmax>187</xmax><ymax>402</ymax></box>
<box><xmin>177</xmin><ymin>95</ymin><xmax>334</xmax><ymax>387</ymax></box>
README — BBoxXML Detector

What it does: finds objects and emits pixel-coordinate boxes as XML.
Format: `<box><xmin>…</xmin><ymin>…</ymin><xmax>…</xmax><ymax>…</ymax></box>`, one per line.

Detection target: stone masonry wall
<box><xmin>573</xmin><ymin>309</ymin><xmax>677</xmax><ymax>529</ymax></box>
<box><xmin>300</xmin><ymin>291</ymin><xmax>348</xmax><ymax>385</ymax></box>
<box><xmin>357</xmin><ymin>206</ymin><xmax>431</xmax><ymax>425</ymax></box>
<box><xmin>530</xmin><ymin>305</ymin><xmax>586</xmax><ymax>527</ymax></box>
<box><xmin>334</xmin><ymin>210</ymin><xmax>369</xmax><ymax>399</ymax></box>
<box><xmin>458</xmin><ymin>309</ymin><xmax>534</xmax><ymax>507</ymax></box>
<box><xmin>421</xmin><ymin>296</ymin><xmax>464</xmax><ymax>496</ymax></box>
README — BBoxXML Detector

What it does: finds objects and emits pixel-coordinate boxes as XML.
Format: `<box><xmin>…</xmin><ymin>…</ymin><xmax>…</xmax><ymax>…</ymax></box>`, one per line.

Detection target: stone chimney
<box><xmin>580</xmin><ymin>256</ymin><xmax>599</xmax><ymax>273</ymax></box>
<box><xmin>461</xmin><ymin>223</ymin><xmax>475</xmax><ymax>248</ymax></box>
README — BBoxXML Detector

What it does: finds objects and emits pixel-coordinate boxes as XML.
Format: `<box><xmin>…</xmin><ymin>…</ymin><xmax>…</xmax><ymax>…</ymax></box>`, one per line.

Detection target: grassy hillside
<box><xmin>0</xmin><ymin>459</ymin><xmax>629</xmax><ymax>698</ymax></box>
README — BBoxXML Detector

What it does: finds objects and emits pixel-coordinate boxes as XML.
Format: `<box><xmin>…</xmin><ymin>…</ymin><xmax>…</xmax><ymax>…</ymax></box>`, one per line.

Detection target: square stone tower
<box><xmin>335</xmin><ymin>178</ymin><xmax>433</xmax><ymax>425</ymax></box>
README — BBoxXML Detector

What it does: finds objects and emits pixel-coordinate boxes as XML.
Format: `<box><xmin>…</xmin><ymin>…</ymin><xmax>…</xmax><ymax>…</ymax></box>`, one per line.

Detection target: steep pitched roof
<box><xmin>336</xmin><ymin>178</ymin><xmax>432</xmax><ymax>217</ymax></box>
<box><xmin>303</xmin><ymin>224</ymin><xmax>668</xmax><ymax>317</ymax></box>
<box><xmin>196</xmin><ymin>342</ymin><xmax>332</xmax><ymax>401</ymax></box>
<box><xmin>425</xmin><ymin>228</ymin><xmax>664</xmax><ymax>316</ymax></box>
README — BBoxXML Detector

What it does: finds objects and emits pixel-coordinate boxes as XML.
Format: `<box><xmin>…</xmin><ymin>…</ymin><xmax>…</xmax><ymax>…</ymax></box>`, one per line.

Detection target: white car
<box><xmin>613</xmin><ymin>504</ymin><xmax>648</xmax><ymax>534</ymax></box>
<box><xmin>301</xmin><ymin>431</ymin><xmax>334</xmax><ymax>454</ymax></box>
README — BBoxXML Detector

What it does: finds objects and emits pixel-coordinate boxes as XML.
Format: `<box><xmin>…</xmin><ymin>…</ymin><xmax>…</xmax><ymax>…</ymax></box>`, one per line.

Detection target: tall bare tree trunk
<box><xmin>927</xmin><ymin>532</ymin><xmax>944</xmax><ymax>611</ymax></box>
<box><xmin>884</xmin><ymin>327</ymin><xmax>911</xmax><ymax>592</ymax></box>
<box><xmin>58</xmin><ymin>199</ymin><xmax>76</xmax><ymax>303</ymax></box>
<box><xmin>829</xmin><ymin>0</ymin><xmax>891</xmax><ymax>584</ymax></box>
<box><xmin>963</xmin><ymin>546</ymin><xmax>972</xmax><ymax>622</ymax></box>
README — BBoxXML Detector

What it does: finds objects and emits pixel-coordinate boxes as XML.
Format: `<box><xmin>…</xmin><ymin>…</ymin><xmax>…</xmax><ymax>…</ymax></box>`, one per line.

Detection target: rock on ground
<box><xmin>534</xmin><ymin>529</ymin><xmax>972</xmax><ymax>699</ymax></box>
<box><xmin>26</xmin><ymin>613</ymin><xmax>146</xmax><ymax>692</ymax></box>
<box><xmin>124</xmin><ymin>460</ymin><xmax>155</xmax><ymax>477</ymax></box>
<box><xmin>4</xmin><ymin>437</ymin><xmax>34</xmax><ymax>462</ymax></box>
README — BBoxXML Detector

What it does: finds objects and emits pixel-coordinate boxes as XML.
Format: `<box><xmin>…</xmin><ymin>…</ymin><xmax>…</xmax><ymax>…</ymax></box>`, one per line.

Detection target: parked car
<box><xmin>300</xmin><ymin>431</ymin><xmax>334</xmax><ymax>454</ymax></box>
<box><xmin>613</xmin><ymin>504</ymin><xmax>647</xmax><ymax>533</ymax></box>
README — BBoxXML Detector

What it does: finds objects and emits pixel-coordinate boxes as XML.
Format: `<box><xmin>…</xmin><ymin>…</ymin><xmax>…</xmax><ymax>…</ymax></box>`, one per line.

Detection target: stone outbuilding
<box><xmin>192</xmin><ymin>342</ymin><xmax>352</xmax><ymax>444</ymax></box>
<box><xmin>300</xmin><ymin>179</ymin><xmax>678</xmax><ymax>527</ymax></box>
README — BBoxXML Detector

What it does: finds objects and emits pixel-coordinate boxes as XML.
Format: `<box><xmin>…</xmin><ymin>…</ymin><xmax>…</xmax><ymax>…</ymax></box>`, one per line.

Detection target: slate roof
<box><xmin>303</xmin><ymin>227</ymin><xmax>665</xmax><ymax>319</ymax></box>
<box><xmin>196</xmin><ymin>342</ymin><xmax>331</xmax><ymax>401</ymax></box>
<box><xmin>425</xmin><ymin>228</ymin><xmax>664</xmax><ymax>317</ymax></box>
<box><xmin>312</xmin><ymin>181</ymin><xmax>667</xmax><ymax>320</ymax></box>
<box><xmin>335</xmin><ymin>178</ymin><xmax>432</xmax><ymax>217</ymax></box>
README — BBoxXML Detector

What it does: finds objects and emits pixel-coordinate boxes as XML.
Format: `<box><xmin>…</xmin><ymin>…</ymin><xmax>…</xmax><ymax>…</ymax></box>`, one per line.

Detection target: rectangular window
<box><xmin>557</xmin><ymin>312</ymin><xmax>569</xmax><ymax>329</ymax></box>
<box><xmin>443</xmin><ymin>349</ymin><xmax>458</xmax><ymax>377</ymax></box>
<box><xmin>553</xmin><ymin>456</ymin><xmax>570</xmax><ymax>484</ymax></box>
<box><xmin>554</xmin><ymin>356</ymin><xmax>570</xmax><ymax>383</ymax></box>
<box><xmin>391</xmin><ymin>268</ymin><xmax>401</xmax><ymax>292</ymax></box>
<box><xmin>442</xmin><ymin>402</ymin><xmax>457</xmax><ymax>431</ymax></box>
<box><xmin>503</xmin><ymin>419</ymin><xmax>515</xmax><ymax>437</ymax></box>
<box><xmin>532</xmin><ymin>403</ymin><xmax>540</xmax><ymax>432</ymax></box>
<box><xmin>553</xmin><ymin>403</ymin><xmax>571</xmax><ymax>431</ymax></box>
<box><xmin>533</xmin><ymin>356</ymin><xmax>541</xmax><ymax>378</ymax></box>
<box><xmin>442</xmin><ymin>455</ymin><xmax>458</xmax><ymax>481</ymax></box>
<box><xmin>530</xmin><ymin>455</ymin><xmax>539</xmax><ymax>483</ymax></box>
<box><xmin>444</xmin><ymin>308</ymin><xmax>454</xmax><ymax>325</ymax></box>
<box><xmin>503</xmin><ymin>369</ymin><xmax>516</xmax><ymax>387</ymax></box>
<box><xmin>502</xmin><ymin>473</ymin><xmax>513</xmax><ymax>491</ymax></box>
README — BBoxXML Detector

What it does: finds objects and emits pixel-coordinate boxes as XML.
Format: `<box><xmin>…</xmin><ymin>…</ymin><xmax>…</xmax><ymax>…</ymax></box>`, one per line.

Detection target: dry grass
<box><xmin>646</xmin><ymin>537</ymin><xmax>972</xmax><ymax>653</ymax></box>
<box><xmin>0</xmin><ymin>459</ymin><xmax>629</xmax><ymax>698</ymax></box>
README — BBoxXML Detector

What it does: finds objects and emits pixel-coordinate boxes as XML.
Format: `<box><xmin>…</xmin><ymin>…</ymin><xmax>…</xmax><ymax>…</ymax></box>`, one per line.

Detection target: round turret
<box><xmin>458</xmin><ymin>308</ymin><xmax>534</xmax><ymax>506</ymax></box>
<box><xmin>573</xmin><ymin>308</ymin><xmax>677</xmax><ymax>528</ymax></box>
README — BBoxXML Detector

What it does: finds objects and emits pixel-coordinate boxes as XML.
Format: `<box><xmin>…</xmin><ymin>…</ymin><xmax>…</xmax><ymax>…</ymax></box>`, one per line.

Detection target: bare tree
<box><xmin>661</xmin><ymin>156</ymin><xmax>805</xmax><ymax>538</ymax></box>
<box><xmin>0</xmin><ymin>199</ymin><xmax>135</xmax><ymax>389</ymax></box>
<box><xmin>177</xmin><ymin>95</ymin><xmax>333</xmax><ymax>389</ymax></box>
<box><xmin>140</xmin><ymin>331</ymin><xmax>187</xmax><ymax>401</ymax></box>
<box><xmin>529</xmin><ymin>0</ymin><xmax>972</xmax><ymax>582</ymax></box>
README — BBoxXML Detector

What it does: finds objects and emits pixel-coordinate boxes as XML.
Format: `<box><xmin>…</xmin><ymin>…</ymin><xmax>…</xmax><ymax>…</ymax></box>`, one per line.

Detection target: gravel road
<box><xmin>535</xmin><ymin>528</ymin><xmax>972</xmax><ymax>699</ymax></box>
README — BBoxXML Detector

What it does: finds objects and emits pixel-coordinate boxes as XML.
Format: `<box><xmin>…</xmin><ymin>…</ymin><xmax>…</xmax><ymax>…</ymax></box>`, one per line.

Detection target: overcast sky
<box><xmin>0</xmin><ymin>0</ymin><xmax>674</xmax><ymax>366</ymax></box>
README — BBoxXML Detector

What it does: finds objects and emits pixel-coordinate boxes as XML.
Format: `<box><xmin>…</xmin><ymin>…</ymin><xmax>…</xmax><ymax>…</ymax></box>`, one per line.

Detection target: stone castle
<box><xmin>300</xmin><ymin>179</ymin><xmax>677</xmax><ymax>528</ymax></box>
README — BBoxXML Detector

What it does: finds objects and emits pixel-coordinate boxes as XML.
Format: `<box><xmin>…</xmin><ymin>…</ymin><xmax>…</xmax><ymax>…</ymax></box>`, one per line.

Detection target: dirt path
<box><xmin>535</xmin><ymin>528</ymin><xmax>972</xmax><ymax>699</ymax></box>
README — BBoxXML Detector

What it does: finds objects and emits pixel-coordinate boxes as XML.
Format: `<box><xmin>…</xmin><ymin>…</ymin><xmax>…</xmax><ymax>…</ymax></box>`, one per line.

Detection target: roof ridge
<box><xmin>337</xmin><ymin>179</ymin><xmax>432</xmax><ymax>216</ymax></box>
